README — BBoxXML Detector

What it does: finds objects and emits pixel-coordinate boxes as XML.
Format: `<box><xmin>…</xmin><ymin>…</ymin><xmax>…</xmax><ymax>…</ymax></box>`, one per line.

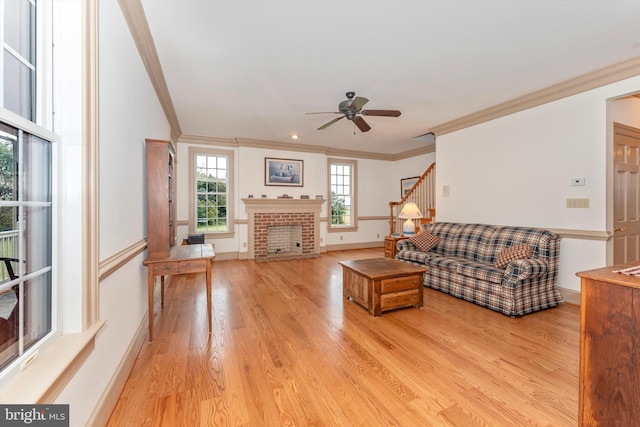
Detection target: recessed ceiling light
<box><xmin>291</xmin><ymin>134</ymin><xmax>299</xmax><ymax>140</ymax></box>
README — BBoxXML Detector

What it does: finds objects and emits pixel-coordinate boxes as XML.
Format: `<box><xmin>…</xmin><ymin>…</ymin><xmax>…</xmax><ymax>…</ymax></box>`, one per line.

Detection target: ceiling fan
<box><xmin>307</xmin><ymin>91</ymin><xmax>401</xmax><ymax>132</ymax></box>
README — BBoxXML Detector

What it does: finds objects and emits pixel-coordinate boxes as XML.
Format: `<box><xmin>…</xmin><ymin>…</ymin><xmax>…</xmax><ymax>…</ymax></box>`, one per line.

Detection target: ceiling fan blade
<box><xmin>353</xmin><ymin>116</ymin><xmax>371</xmax><ymax>132</ymax></box>
<box><xmin>317</xmin><ymin>116</ymin><xmax>345</xmax><ymax>130</ymax></box>
<box><xmin>361</xmin><ymin>109</ymin><xmax>402</xmax><ymax>117</ymax></box>
<box><xmin>350</xmin><ymin>96</ymin><xmax>369</xmax><ymax>111</ymax></box>
<box><xmin>305</xmin><ymin>112</ymin><xmax>341</xmax><ymax>115</ymax></box>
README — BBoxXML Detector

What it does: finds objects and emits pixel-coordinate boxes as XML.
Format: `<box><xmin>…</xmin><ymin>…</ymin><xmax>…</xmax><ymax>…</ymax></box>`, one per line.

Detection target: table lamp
<box><xmin>398</xmin><ymin>202</ymin><xmax>423</xmax><ymax>235</ymax></box>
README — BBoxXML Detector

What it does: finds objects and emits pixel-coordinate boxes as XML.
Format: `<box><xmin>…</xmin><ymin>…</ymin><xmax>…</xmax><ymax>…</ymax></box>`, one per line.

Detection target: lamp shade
<box><xmin>398</xmin><ymin>202</ymin><xmax>423</xmax><ymax>219</ymax></box>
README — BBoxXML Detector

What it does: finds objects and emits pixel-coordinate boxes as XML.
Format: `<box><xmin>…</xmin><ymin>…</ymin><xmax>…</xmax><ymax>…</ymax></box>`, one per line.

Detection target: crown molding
<box><xmin>178</xmin><ymin>134</ymin><xmax>403</xmax><ymax>160</ymax></box>
<box><xmin>178</xmin><ymin>134</ymin><xmax>237</xmax><ymax>147</ymax></box>
<box><xmin>237</xmin><ymin>137</ymin><xmax>330</xmax><ymax>154</ymax></box>
<box><xmin>118</xmin><ymin>0</ymin><xmax>182</xmax><ymax>141</ymax></box>
<box><xmin>391</xmin><ymin>144</ymin><xmax>436</xmax><ymax>160</ymax></box>
<box><xmin>431</xmin><ymin>56</ymin><xmax>640</xmax><ymax>137</ymax></box>
<box><xmin>325</xmin><ymin>148</ymin><xmax>393</xmax><ymax>161</ymax></box>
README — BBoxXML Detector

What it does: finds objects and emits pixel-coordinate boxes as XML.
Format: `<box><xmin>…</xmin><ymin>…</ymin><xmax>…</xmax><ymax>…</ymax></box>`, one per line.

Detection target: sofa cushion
<box><xmin>395</xmin><ymin>249</ymin><xmax>433</xmax><ymax>265</ymax></box>
<box><xmin>422</xmin><ymin>222</ymin><xmax>463</xmax><ymax>256</ymax></box>
<box><xmin>452</xmin><ymin>223</ymin><xmax>499</xmax><ymax>263</ymax></box>
<box><xmin>456</xmin><ymin>260</ymin><xmax>505</xmax><ymax>284</ymax></box>
<box><xmin>487</xmin><ymin>227</ymin><xmax>553</xmax><ymax>263</ymax></box>
<box><xmin>409</xmin><ymin>231</ymin><xmax>440</xmax><ymax>252</ymax></box>
<box><xmin>424</xmin><ymin>256</ymin><xmax>461</xmax><ymax>273</ymax></box>
<box><xmin>494</xmin><ymin>243</ymin><xmax>533</xmax><ymax>269</ymax></box>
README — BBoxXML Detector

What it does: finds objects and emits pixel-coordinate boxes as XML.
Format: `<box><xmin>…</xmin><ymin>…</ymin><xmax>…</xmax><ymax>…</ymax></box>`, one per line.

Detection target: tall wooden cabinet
<box><xmin>576</xmin><ymin>265</ymin><xmax>640</xmax><ymax>426</ymax></box>
<box><xmin>145</xmin><ymin>139</ymin><xmax>176</xmax><ymax>259</ymax></box>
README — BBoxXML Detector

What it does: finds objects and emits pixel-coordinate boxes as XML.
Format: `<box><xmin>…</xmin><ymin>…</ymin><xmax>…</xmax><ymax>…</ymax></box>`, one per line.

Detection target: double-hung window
<box><xmin>328</xmin><ymin>158</ymin><xmax>357</xmax><ymax>231</ymax></box>
<box><xmin>189</xmin><ymin>147</ymin><xmax>234</xmax><ymax>237</ymax></box>
<box><xmin>0</xmin><ymin>0</ymin><xmax>55</xmax><ymax>377</ymax></box>
<box><xmin>2</xmin><ymin>0</ymin><xmax>36</xmax><ymax>121</ymax></box>
<box><xmin>0</xmin><ymin>122</ymin><xmax>52</xmax><ymax>371</ymax></box>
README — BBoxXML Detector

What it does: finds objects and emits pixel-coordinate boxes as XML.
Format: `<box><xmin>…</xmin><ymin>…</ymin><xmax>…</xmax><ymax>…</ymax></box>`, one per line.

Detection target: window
<box><xmin>0</xmin><ymin>0</ymin><xmax>55</xmax><ymax>379</ymax></box>
<box><xmin>0</xmin><ymin>121</ymin><xmax>53</xmax><ymax>371</ymax></box>
<box><xmin>328</xmin><ymin>158</ymin><xmax>357</xmax><ymax>231</ymax></box>
<box><xmin>2</xmin><ymin>0</ymin><xmax>36</xmax><ymax>121</ymax></box>
<box><xmin>189</xmin><ymin>147</ymin><xmax>234</xmax><ymax>237</ymax></box>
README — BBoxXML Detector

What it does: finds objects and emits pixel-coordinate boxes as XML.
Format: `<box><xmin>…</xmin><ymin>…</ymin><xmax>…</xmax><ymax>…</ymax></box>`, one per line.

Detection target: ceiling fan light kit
<box><xmin>307</xmin><ymin>92</ymin><xmax>401</xmax><ymax>132</ymax></box>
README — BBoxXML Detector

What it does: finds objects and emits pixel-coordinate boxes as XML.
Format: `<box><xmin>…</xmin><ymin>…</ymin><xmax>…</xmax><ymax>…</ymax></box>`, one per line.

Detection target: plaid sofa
<box><xmin>395</xmin><ymin>222</ymin><xmax>564</xmax><ymax>316</ymax></box>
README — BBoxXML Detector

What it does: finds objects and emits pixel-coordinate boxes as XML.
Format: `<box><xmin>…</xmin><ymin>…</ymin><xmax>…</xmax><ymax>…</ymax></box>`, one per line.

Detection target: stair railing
<box><xmin>389</xmin><ymin>162</ymin><xmax>436</xmax><ymax>236</ymax></box>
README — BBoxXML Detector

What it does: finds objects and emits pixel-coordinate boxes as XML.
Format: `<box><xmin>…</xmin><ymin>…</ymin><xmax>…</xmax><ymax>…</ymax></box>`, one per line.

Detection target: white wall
<box><xmin>53</xmin><ymin>2</ymin><xmax>171</xmax><ymax>426</ymax></box>
<box><xmin>436</xmin><ymin>75</ymin><xmax>640</xmax><ymax>292</ymax></box>
<box><xmin>394</xmin><ymin>152</ymin><xmax>436</xmax><ymax>188</ymax></box>
<box><xmin>175</xmin><ymin>144</ymin><xmax>405</xmax><ymax>254</ymax></box>
<box><xmin>610</xmin><ymin>96</ymin><xmax>640</xmax><ymax>128</ymax></box>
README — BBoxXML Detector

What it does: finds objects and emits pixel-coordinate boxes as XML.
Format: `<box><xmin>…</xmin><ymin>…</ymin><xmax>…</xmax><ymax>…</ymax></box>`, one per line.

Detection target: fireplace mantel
<box><xmin>243</xmin><ymin>198</ymin><xmax>325</xmax><ymax>260</ymax></box>
<box><xmin>243</xmin><ymin>198</ymin><xmax>325</xmax><ymax>211</ymax></box>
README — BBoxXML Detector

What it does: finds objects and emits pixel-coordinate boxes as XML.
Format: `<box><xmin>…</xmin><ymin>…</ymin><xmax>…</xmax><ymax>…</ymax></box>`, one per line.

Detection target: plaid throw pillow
<box><xmin>494</xmin><ymin>243</ymin><xmax>533</xmax><ymax>268</ymax></box>
<box><xmin>409</xmin><ymin>231</ymin><xmax>440</xmax><ymax>252</ymax></box>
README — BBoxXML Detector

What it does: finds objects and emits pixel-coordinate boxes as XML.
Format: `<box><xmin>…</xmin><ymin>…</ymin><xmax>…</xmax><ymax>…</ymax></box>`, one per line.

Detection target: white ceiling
<box><xmin>140</xmin><ymin>0</ymin><xmax>640</xmax><ymax>155</ymax></box>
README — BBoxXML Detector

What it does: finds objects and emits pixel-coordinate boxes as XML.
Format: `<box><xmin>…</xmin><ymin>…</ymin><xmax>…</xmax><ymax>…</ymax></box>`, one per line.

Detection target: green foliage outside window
<box><xmin>331</xmin><ymin>191</ymin><xmax>346</xmax><ymax>225</ymax></box>
<box><xmin>0</xmin><ymin>139</ymin><xmax>16</xmax><ymax>232</ymax></box>
<box><xmin>196</xmin><ymin>170</ymin><xmax>228</xmax><ymax>232</ymax></box>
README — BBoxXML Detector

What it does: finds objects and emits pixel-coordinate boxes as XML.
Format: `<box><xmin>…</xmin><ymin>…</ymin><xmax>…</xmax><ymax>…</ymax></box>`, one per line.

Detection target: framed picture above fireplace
<box><xmin>265</xmin><ymin>157</ymin><xmax>303</xmax><ymax>187</ymax></box>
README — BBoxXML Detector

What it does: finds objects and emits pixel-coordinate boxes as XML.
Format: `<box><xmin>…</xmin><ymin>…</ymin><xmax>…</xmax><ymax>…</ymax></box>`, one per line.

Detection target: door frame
<box><xmin>608</xmin><ymin>95</ymin><xmax>640</xmax><ymax>264</ymax></box>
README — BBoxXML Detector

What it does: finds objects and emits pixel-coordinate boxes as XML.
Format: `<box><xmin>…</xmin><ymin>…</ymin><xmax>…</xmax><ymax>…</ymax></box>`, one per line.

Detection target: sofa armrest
<box><xmin>397</xmin><ymin>239</ymin><xmax>418</xmax><ymax>252</ymax></box>
<box><xmin>503</xmin><ymin>258</ymin><xmax>549</xmax><ymax>282</ymax></box>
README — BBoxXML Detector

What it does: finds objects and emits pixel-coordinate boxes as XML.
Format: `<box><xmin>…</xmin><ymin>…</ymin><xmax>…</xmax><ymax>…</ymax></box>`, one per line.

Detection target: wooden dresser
<box><xmin>576</xmin><ymin>265</ymin><xmax>640</xmax><ymax>425</ymax></box>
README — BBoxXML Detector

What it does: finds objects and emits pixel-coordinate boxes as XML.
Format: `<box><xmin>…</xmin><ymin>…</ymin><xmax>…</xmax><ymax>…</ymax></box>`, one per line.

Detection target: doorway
<box><xmin>612</xmin><ymin>122</ymin><xmax>640</xmax><ymax>264</ymax></box>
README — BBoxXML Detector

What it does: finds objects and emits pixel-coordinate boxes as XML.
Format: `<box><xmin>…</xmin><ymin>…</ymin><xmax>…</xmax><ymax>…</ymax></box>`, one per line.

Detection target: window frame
<box><xmin>1</xmin><ymin>0</ymin><xmax>37</xmax><ymax>122</ymax></box>
<box><xmin>0</xmin><ymin>107</ymin><xmax>58</xmax><ymax>381</ymax></box>
<box><xmin>188</xmin><ymin>146</ymin><xmax>235</xmax><ymax>239</ymax></box>
<box><xmin>0</xmin><ymin>0</ymin><xmax>102</xmax><ymax>400</ymax></box>
<box><xmin>0</xmin><ymin>0</ymin><xmax>60</xmax><ymax>382</ymax></box>
<box><xmin>327</xmin><ymin>157</ymin><xmax>358</xmax><ymax>233</ymax></box>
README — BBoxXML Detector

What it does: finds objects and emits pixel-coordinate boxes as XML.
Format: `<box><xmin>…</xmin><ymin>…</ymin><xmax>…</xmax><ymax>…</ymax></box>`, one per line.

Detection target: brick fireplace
<box><xmin>243</xmin><ymin>198</ymin><xmax>325</xmax><ymax>261</ymax></box>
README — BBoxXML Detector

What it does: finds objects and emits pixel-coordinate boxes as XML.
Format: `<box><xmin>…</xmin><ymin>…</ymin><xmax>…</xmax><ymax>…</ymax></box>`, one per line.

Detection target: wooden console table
<box><xmin>143</xmin><ymin>243</ymin><xmax>215</xmax><ymax>342</ymax></box>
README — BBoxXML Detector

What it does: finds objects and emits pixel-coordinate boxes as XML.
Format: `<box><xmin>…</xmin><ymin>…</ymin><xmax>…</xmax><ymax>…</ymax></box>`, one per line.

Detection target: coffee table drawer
<box><xmin>381</xmin><ymin>289</ymin><xmax>421</xmax><ymax>310</ymax></box>
<box><xmin>381</xmin><ymin>275</ymin><xmax>421</xmax><ymax>294</ymax></box>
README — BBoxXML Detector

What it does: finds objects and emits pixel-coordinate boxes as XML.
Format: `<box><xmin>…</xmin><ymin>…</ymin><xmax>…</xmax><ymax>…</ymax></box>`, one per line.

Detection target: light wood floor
<box><xmin>107</xmin><ymin>248</ymin><xmax>580</xmax><ymax>426</ymax></box>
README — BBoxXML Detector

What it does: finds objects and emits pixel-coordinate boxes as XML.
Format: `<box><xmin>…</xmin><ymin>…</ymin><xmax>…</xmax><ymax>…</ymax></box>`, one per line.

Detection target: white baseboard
<box><xmin>325</xmin><ymin>241</ymin><xmax>384</xmax><ymax>252</ymax></box>
<box><xmin>558</xmin><ymin>287</ymin><xmax>580</xmax><ymax>306</ymax></box>
<box><xmin>86</xmin><ymin>303</ymin><xmax>151</xmax><ymax>425</ymax></box>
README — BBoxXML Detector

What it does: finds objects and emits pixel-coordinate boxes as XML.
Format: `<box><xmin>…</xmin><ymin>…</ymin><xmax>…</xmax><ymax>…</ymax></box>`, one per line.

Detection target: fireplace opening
<box><xmin>266</xmin><ymin>224</ymin><xmax>302</xmax><ymax>259</ymax></box>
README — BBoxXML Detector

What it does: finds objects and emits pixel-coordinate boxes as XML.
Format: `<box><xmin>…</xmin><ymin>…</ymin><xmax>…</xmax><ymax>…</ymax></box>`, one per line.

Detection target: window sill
<box><xmin>0</xmin><ymin>320</ymin><xmax>105</xmax><ymax>403</ymax></box>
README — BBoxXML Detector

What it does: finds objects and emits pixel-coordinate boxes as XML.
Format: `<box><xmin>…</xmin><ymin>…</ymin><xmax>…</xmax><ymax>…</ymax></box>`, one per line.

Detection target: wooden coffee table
<box><xmin>338</xmin><ymin>258</ymin><xmax>427</xmax><ymax>317</ymax></box>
